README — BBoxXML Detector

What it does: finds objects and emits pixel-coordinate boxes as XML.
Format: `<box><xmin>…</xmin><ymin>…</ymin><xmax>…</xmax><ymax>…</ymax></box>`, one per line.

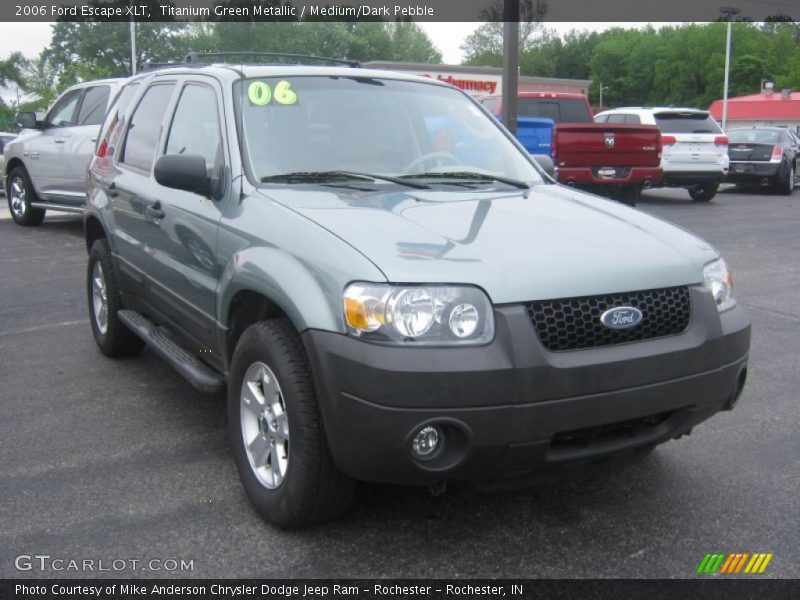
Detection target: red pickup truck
<box><xmin>478</xmin><ymin>92</ymin><xmax>662</xmax><ymax>205</ymax></box>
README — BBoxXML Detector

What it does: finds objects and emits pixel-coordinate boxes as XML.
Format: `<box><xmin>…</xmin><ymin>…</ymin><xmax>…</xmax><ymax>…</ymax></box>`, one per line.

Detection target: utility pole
<box><xmin>501</xmin><ymin>0</ymin><xmax>520</xmax><ymax>135</ymax></box>
<box><xmin>599</xmin><ymin>82</ymin><xmax>610</xmax><ymax>109</ymax></box>
<box><xmin>720</xmin><ymin>6</ymin><xmax>740</xmax><ymax>131</ymax></box>
<box><xmin>130</xmin><ymin>20</ymin><xmax>137</xmax><ymax>75</ymax></box>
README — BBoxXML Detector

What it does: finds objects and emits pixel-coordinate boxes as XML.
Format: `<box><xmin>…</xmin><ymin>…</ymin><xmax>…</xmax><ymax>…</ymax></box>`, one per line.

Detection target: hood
<box><xmin>258</xmin><ymin>183</ymin><xmax>717</xmax><ymax>304</ymax></box>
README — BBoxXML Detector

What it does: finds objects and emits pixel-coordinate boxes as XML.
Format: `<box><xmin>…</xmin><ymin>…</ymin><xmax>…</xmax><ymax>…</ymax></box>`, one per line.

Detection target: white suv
<box><xmin>595</xmin><ymin>107</ymin><xmax>729</xmax><ymax>202</ymax></box>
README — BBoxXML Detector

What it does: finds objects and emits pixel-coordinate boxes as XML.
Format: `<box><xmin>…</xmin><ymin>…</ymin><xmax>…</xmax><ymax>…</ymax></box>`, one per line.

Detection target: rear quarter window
<box><xmin>654</xmin><ymin>112</ymin><xmax>722</xmax><ymax>134</ymax></box>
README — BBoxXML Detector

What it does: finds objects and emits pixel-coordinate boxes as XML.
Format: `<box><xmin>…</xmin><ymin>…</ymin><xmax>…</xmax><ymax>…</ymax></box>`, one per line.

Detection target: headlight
<box><xmin>703</xmin><ymin>258</ymin><xmax>736</xmax><ymax>311</ymax></box>
<box><xmin>343</xmin><ymin>283</ymin><xmax>494</xmax><ymax>345</ymax></box>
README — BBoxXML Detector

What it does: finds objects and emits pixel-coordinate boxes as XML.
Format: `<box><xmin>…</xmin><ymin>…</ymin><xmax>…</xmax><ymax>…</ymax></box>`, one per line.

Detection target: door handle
<box><xmin>54</xmin><ymin>138</ymin><xmax>65</xmax><ymax>144</ymax></box>
<box><xmin>145</xmin><ymin>202</ymin><xmax>165</xmax><ymax>221</ymax></box>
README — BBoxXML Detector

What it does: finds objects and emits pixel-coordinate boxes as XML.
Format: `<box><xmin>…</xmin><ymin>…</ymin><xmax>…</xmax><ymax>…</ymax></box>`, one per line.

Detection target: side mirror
<box><xmin>16</xmin><ymin>111</ymin><xmax>38</xmax><ymax>130</ymax></box>
<box><xmin>154</xmin><ymin>154</ymin><xmax>211</xmax><ymax>198</ymax></box>
<box><xmin>533</xmin><ymin>154</ymin><xmax>556</xmax><ymax>178</ymax></box>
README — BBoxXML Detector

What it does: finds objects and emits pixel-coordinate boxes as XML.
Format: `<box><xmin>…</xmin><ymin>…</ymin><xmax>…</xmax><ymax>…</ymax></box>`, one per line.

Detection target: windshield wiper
<box><xmin>400</xmin><ymin>171</ymin><xmax>530</xmax><ymax>190</ymax></box>
<box><xmin>260</xmin><ymin>170</ymin><xmax>429</xmax><ymax>189</ymax></box>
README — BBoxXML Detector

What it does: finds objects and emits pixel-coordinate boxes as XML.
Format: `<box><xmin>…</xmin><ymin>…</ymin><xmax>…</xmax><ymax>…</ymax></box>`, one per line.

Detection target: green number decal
<box><xmin>248</xmin><ymin>81</ymin><xmax>272</xmax><ymax>106</ymax></box>
<box><xmin>274</xmin><ymin>80</ymin><xmax>298</xmax><ymax>105</ymax></box>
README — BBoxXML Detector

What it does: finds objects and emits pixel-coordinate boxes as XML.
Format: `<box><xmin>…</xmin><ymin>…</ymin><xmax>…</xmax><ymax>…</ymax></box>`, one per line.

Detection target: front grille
<box><xmin>527</xmin><ymin>286</ymin><xmax>691</xmax><ymax>351</ymax></box>
<box><xmin>550</xmin><ymin>410</ymin><xmax>675</xmax><ymax>451</ymax></box>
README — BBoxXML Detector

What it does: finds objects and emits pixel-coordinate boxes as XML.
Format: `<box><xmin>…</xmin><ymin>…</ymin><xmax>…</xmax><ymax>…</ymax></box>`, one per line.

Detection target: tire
<box><xmin>618</xmin><ymin>185</ymin><xmax>640</xmax><ymax>207</ymax></box>
<box><xmin>7</xmin><ymin>166</ymin><xmax>45</xmax><ymax>226</ymax></box>
<box><xmin>776</xmin><ymin>162</ymin><xmax>795</xmax><ymax>196</ymax></box>
<box><xmin>228</xmin><ymin>319</ymin><xmax>355</xmax><ymax>528</ymax></box>
<box><xmin>688</xmin><ymin>182</ymin><xmax>719</xmax><ymax>202</ymax></box>
<box><xmin>87</xmin><ymin>239</ymin><xmax>145</xmax><ymax>357</ymax></box>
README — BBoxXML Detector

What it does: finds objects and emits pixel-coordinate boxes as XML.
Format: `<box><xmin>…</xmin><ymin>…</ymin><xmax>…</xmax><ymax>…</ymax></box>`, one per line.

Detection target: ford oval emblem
<box><xmin>600</xmin><ymin>306</ymin><xmax>643</xmax><ymax>329</ymax></box>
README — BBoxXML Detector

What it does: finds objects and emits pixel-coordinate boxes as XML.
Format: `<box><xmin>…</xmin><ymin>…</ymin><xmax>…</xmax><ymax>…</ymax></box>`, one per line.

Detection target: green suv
<box><xmin>84</xmin><ymin>55</ymin><xmax>751</xmax><ymax>527</ymax></box>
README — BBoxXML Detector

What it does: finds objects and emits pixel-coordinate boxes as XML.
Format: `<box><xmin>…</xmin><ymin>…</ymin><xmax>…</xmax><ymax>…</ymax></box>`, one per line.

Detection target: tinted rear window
<box><xmin>77</xmin><ymin>85</ymin><xmax>111</xmax><ymax>126</ymax></box>
<box><xmin>518</xmin><ymin>98</ymin><xmax>592</xmax><ymax>123</ymax></box>
<box><xmin>654</xmin><ymin>112</ymin><xmax>722</xmax><ymax>134</ymax></box>
<box><xmin>727</xmin><ymin>129</ymin><xmax>782</xmax><ymax>144</ymax></box>
<box><xmin>121</xmin><ymin>84</ymin><xmax>175</xmax><ymax>172</ymax></box>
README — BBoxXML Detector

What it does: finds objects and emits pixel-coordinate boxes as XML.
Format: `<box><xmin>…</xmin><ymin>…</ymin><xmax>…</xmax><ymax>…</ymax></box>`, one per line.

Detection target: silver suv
<box><xmin>4</xmin><ymin>78</ymin><xmax>122</xmax><ymax>225</ymax></box>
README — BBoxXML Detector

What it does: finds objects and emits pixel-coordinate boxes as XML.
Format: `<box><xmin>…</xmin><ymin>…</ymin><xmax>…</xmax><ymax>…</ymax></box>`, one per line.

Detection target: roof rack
<box><xmin>184</xmin><ymin>52</ymin><xmax>361</xmax><ymax>68</ymax></box>
<box><xmin>139</xmin><ymin>61</ymin><xmax>181</xmax><ymax>72</ymax></box>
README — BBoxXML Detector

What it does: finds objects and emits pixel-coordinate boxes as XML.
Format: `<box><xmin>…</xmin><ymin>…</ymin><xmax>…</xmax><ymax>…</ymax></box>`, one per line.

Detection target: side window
<box><xmin>77</xmin><ymin>85</ymin><xmax>111</xmax><ymax>126</ymax></box>
<box><xmin>99</xmin><ymin>82</ymin><xmax>141</xmax><ymax>155</ymax></box>
<box><xmin>595</xmin><ymin>114</ymin><xmax>608</xmax><ymax>124</ymax></box>
<box><xmin>624</xmin><ymin>114</ymin><xmax>641</xmax><ymax>124</ymax></box>
<box><xmin>120</xmin><ymin>83</ymin><xmax>175</xmax><ymax>172</ymax></box>
<box><xmin>46</xmin><ymin>89</ymin><xmax>82</xmax><ymax>127</ymax></box>
<box><xmin>606</xmin><ymin>113</ymin><xmax>627</xmax><ymax>124</ymax></box>
<box><xmin>165</xmin><ymin>84</ymin><xmax>223</xmax><ymax>175</ymax></box>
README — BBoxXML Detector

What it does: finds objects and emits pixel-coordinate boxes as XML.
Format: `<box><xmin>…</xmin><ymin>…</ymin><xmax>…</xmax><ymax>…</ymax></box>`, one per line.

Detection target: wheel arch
<box><xmin>84</xmin><ymin>214</ymin><xmax>109</xmax><ymax>253</ymax></box>
<box><xmin>219</xmin><ymin>247</ymin><xmax>348</xmax><ymax>364</ymax></box>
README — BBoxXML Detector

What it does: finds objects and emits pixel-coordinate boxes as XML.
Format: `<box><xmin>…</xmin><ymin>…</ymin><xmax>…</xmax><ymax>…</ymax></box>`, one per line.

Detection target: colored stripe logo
<box><xmin>697</xmin><ymin>552</ymin><xmax>773</xmax><ymax>574</ymax></box>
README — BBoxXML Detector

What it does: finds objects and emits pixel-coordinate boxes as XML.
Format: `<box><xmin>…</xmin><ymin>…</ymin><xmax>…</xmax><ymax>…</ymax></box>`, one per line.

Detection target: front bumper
<box><xmin>303</xmin><ymin>287</ymin><xmax>750</xmax><ymax>486</ymax></box>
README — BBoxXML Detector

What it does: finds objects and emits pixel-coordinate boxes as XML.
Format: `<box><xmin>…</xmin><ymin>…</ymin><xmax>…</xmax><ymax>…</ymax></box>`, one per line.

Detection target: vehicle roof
<box><xmin>727</xmin><ymin>125</ymin><xmax>786</xmax><ymax>131</ymax></box>
<box><xmin>476</xmin><ymin>92</ymin><xmax>586</xmax><ymax>100</ymax></box>
<box><xmin>68</xmin><ymin>77</ymin><xmax>126</xmax><ymax>89</ymax></box>
<box><xmin>127</xmin><ymin>64</ymin><xmax>457</xmax><ymax>90</ymax></box>
<box><xmin>597</xmin><ymin>107</ymin><xmax>709</xmax><ymax>115</ymax></box>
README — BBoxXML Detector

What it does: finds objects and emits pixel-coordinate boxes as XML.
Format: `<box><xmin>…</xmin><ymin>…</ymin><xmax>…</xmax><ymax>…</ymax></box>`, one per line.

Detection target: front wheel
<box><xmin>7</xmin><ymin>166</ymin><xmax>45</xmax><ymax>226</ymax></box>
<box><xmin>228</xmin><ymin>319</ymin><xmax>355</xmax><ymax>528</ymax></box>
<box><xmin>688</xmin><ymin>182</ymin><xmax>719</xmax><ymax>202</ymax></box>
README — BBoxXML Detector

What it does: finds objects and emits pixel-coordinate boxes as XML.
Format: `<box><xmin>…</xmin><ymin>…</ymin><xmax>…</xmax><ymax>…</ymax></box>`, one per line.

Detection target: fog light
<box><xmin>411</xmin><ymin>425</ymin><xmax>443</xmax><ymax>460</ymax></box>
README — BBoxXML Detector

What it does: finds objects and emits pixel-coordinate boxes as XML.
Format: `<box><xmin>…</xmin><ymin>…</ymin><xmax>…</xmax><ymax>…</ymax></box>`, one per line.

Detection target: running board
<box><xmin>118</xmin><ymin>310</ymin><xmax>224</xmax><ymax>394</ymax></box>
<box><xmin>29</xmin><ymin>202</ymin><xmax>84</xmax><ymax>214</ymax></box>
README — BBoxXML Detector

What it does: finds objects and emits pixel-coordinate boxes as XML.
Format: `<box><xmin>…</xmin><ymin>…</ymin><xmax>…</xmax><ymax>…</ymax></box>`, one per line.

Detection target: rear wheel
<box><xmin>688</xmin><ymin>182</ymin><xmax>719</xmax><ymax>202</ymax></box>
<box><xmin>618</xmin><ymin>185</ymin><xmax>640</xmax><ymax>207</ymax></box>
<box><xmin>228</xmin><ymin>319</ymin><xmax>355</xmax><ymax>528</ymax></box>
<box><xmin>7</xmin><ymin>166</ymin><xmax>45</xmax><ymax>226</ymax></box>
<box><xmin>775</xmin><ymin>162</ymin><xmax>795</xmax><ymax>196</ymax></box>
<box><xmin>87</xmin><ymin>239</ymin><xmax>145</xmax><ymax>357</ymax></box>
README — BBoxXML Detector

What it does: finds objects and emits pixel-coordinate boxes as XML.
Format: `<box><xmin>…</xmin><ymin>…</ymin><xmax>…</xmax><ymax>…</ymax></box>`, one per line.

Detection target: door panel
<box><xmin>145</xmin><ymin>82</ymin><xmax>227</xmax><ymax>351</ymax></box>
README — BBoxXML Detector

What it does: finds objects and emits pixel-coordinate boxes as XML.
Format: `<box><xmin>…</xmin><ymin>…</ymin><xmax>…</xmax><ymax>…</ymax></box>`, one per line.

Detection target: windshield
<box><xmin>236</xmin><ymin>76</ymin><xmax>543</xmax><ymax>186</ymax></box>
<box><xmin>727</xmin><ymin>129</ymin><xmax>782</xmax><ymax>144</ymax></box>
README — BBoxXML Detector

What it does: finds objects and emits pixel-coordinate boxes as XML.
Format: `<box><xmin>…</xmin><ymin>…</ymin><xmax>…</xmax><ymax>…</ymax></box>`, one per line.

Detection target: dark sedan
<box><xmin>726</xmin><ymin>127</ymin><xmax>798</xmax><ymax>195</ymax></box>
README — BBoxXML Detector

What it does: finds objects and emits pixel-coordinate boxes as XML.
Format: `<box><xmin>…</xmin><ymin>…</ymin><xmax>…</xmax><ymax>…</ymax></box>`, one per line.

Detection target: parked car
<box><xmin>84</xmin><ymin>57</ymin><xmax>750</xmax><ymax>528</ymax></box>
<box><xmin>479</xmin><ymin>93</ymin><xmax>662</xmax><ymax>205</ymax></box>
<box><xmin>725</xmin><ymin>126</ymin><xmax>798</xmax><ymax>194</ymax></box>
<box><xmin>595</xmin><ymin>107</ymin><xmax>729</xmax><ymax>202</ymax></box>
<box><xmin>3</xmin><ymin>78</ymin><xmax>123</xmax><ymax>225</ymax></box>
<box><xmin>0</xmin><ymin>132</ymin><xmax>16</xmax><ymax>195</ymax></box>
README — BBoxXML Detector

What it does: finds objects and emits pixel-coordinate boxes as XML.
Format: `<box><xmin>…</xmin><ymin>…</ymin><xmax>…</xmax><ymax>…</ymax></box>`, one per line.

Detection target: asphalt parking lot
<box><xmin>1</xmin><ymin>185</ymin><xmax>798</xmax><ymax>579</ymax></box>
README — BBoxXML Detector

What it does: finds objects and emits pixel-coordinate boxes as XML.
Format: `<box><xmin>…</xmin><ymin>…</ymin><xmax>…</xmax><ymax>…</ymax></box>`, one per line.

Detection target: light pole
<box><xmin>130</xmin><ymin>20</ymin><xmax>137</xmax><ymax>75</ymax></box>
<box><xmin>720</xmin><ymin>6</ymin><xmax>740</xmax><ymax>131</ymax></box>
<box><xmin>599</xmin><ymin>82</ymin><xmax>610</xmax><ymax>109</ymax></box>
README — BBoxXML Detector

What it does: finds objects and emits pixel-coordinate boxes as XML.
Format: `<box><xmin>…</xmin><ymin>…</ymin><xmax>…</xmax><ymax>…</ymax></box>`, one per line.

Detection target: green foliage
<box><xmin>462</xmin><ymin>21</ymin><xmax>800</xmax><ymax>108</ymax></box>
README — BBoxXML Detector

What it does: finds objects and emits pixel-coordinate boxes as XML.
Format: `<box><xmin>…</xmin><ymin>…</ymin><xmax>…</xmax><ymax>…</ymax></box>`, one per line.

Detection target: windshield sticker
<box><xmin>247</xmin><ymin>81</ymin><xmax>298</xmax><ymax>106</ymax></box>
